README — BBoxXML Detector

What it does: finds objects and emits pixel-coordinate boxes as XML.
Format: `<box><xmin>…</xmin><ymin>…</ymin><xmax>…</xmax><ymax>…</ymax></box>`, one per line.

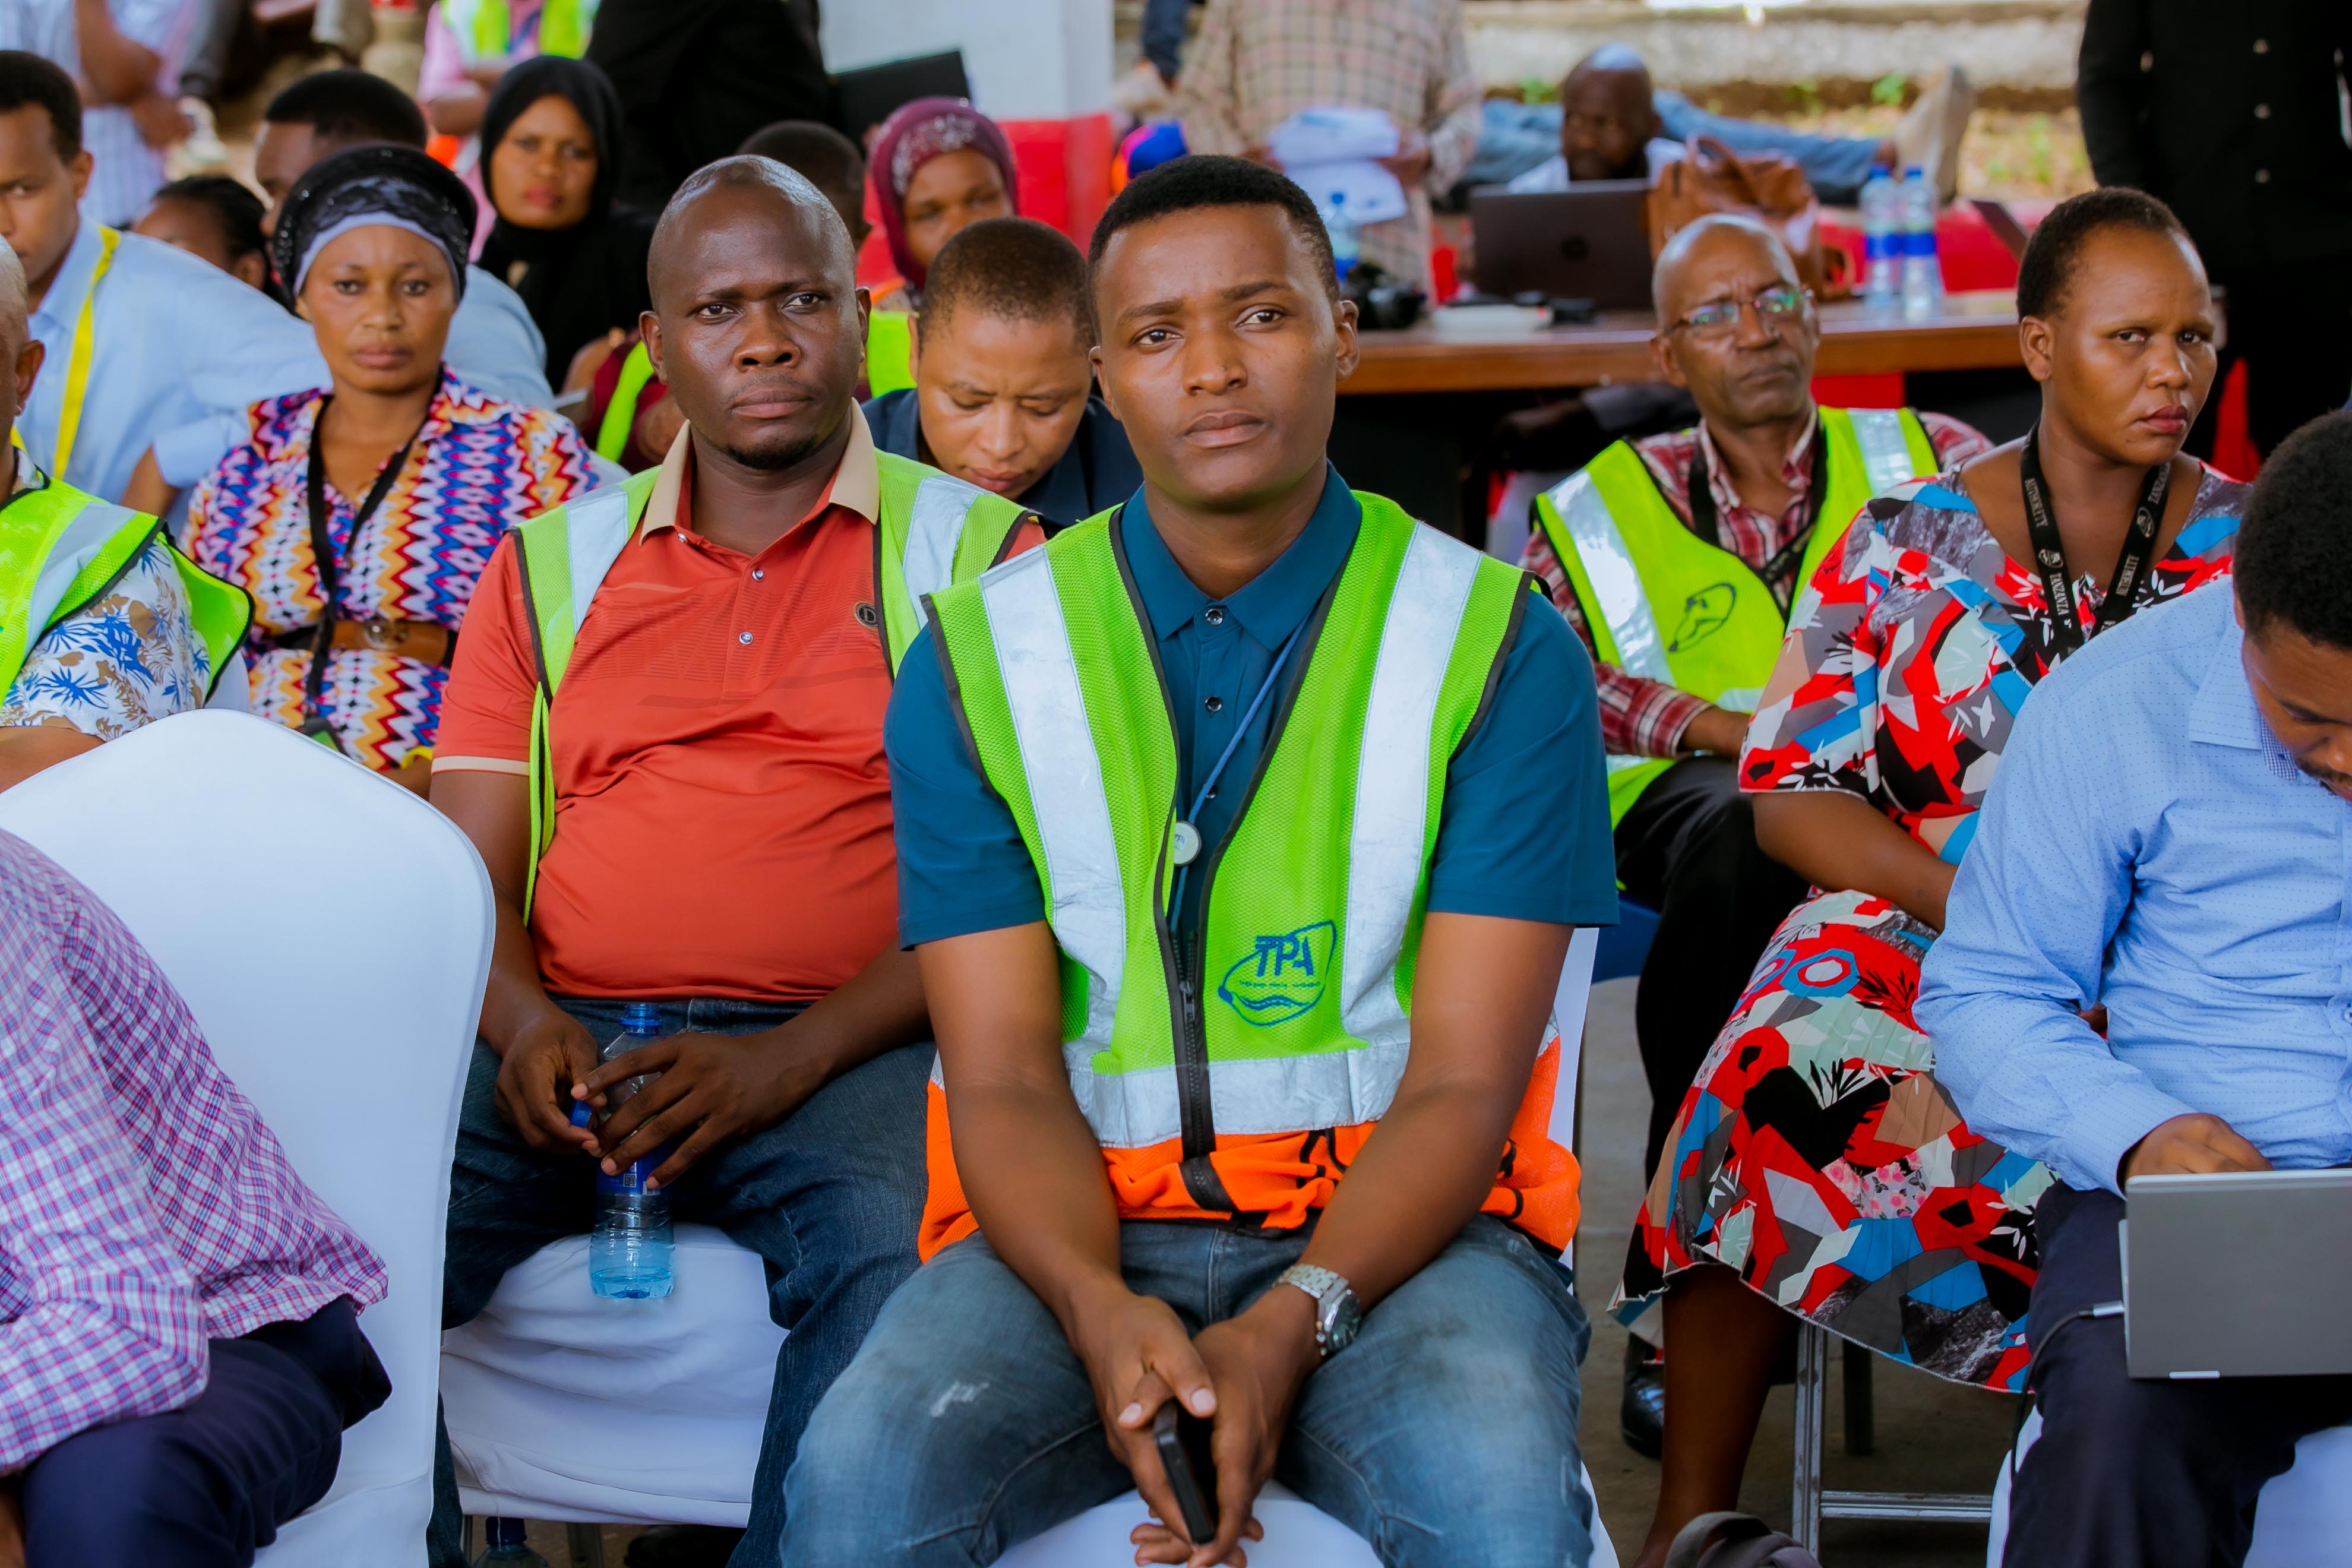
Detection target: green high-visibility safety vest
<box><xmin>593</xmin><ymin>312</ymin><xmax>921</xmax><ymax>464</ymax></box>
<box><xmin>865</xmin><ymin>310</ymin><xmax>915</xmax><ymax>396</ymax></box>
<box><xmin>927</xmin><ymin>493</ymin><xmax>1531</xmax><ymax>1205</ymax></box>
<box><xmin>0</xmin><ymin>477</ymin><xmax>251</xmax><ymax>701</ymax></box>
<box><xmin>1533</xmin><ymin>405</ymin><xmax>1937</xmax><ymax>826</ymax></box>
<box><xmin>511</xmin><ymin>450</ymin><xmax>1032</xmax><ymax>914</ymax></box>
<box><xmin>442</xmin><ymin>0</ymin><xmax>593</xmax><ymax>61</ymax></box>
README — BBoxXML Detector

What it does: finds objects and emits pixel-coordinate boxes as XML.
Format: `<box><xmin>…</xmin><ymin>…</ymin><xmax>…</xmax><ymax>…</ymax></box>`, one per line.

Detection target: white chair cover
<box><xmin>443</xmin><ymin>1226</ymin><xmax>782</xmax><ymax>1526</ymax></box>
<box><xmin>0</xmin><ymin>712</ymin><xmax>492</xmax><ymax>1568</ymax></box>
<box><xmin>1986</xmin><ymin>1407</ymin><xmax>2352</xmax><ymax>1565</ymax></box>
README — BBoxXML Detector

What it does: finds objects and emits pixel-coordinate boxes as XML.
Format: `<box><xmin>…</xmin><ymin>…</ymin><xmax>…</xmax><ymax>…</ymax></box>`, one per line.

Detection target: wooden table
<box><xmin>1342</xmin><ymin>290</ymin><xmax>2025</xmax><ymax>396</ymax></box>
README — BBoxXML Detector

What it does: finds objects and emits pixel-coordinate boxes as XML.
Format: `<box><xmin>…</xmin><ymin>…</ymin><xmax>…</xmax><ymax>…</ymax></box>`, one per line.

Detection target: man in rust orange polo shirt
<box><xmin>424</xmin><ymin>159</ymin><xmax>1040</xmax><ymax>1568</ymax></box>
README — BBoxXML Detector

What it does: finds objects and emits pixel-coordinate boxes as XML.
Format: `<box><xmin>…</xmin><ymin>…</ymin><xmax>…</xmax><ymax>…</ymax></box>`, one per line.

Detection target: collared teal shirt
<box><xmin>1921</xmin><ymin>584</ymin><xmax>2352</xmax><ymax>1194</ymax></box>
<box><xmin>886</xmin><ymin>464</ymin><xmax>1618</xmax><ymax>947</ymax></box>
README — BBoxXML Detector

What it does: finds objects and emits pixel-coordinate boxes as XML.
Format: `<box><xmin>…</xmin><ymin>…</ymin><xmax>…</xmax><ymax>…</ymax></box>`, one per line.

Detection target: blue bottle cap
<box><xmin>620</xmin><ymin>1001</ymin><xmax>664</xmax><ymax>1035</ymax></box>
<box><xmin>1904</xmin><ymin>165</ymin><xmax>1925</xmax><ymax>179</ymax></box>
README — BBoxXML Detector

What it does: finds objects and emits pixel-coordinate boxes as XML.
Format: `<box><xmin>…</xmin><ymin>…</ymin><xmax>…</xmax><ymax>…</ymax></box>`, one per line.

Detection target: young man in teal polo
<box><xmin>780</xmin><ymin>156</ymin><xmax>1618</xmax><ymax>1567</ymax></box>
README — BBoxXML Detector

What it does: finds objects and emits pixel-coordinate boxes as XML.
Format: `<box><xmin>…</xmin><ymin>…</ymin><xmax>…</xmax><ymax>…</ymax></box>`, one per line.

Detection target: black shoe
<box><xmin>622</xmin><ymin>1525</ymin><xmax>746</xmax><ymax>1568</ymax></box>
<box><xmin>1621</xmin><ymin>1339</ymin><xmax>1665</xmax><ymax>1459</ymax></box>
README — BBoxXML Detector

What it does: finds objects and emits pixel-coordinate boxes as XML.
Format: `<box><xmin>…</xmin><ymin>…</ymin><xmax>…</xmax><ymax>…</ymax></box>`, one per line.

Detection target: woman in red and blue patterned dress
<box><xmin>186</xmin><ymin>145</ymin><xmax>600</xmax><ymax>792</ymax></box>
<box><xmin>1621</xmin><ymin>189</ymin><xmax>2250</xmax><ymax>1567</ymax></box>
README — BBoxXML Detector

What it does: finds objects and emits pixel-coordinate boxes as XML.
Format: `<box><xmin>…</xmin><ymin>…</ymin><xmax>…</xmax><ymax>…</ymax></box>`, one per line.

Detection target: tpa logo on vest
<box><xmin>1218</xmin><ymin>921</ymin><xmax>1336</xmax><ymax>1026</ymax></box>
<box><xmin>1668</xmin><ymin>582</ymin><xmax>1738</xmax><ymax>653</ymax></box>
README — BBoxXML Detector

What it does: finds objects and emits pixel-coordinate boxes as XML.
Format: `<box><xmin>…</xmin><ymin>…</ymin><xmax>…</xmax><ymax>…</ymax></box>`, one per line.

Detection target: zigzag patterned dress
<box><xmin>1617</xmin><ymin>463</ymin><xmax>2246</xmax><ymax>1390</ymax></box>
<box><xmin>185</xmin><ymin>371</ymin><xmax>600</xmax><ymax>773</ymax></box>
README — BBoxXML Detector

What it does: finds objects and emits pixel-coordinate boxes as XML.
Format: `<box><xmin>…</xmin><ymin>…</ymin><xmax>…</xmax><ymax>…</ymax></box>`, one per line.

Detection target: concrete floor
<box><xmin>512</xmin><ymin>977</ymin><xmax>2020</xmax><ymax>1568</ymax></box>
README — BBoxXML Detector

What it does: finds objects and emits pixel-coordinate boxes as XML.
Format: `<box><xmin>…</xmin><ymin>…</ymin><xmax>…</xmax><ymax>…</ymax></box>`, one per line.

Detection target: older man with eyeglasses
<box><xmin>1521</xmin><ymin>212</ymin><xmax>1990</xmax><ymax>1454</ymax></box>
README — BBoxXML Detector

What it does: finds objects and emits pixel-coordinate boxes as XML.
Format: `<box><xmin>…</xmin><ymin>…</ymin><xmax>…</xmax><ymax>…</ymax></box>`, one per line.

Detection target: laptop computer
<box><xmin>1467</xmin><ymin>183</ymin><xmax>1655</xmax><ymax>310</ymax></box>
<box><xmin>2123</xmin><ymin>1168</ymin><xmax>2352</xmax><ymax>1379</ymax></box>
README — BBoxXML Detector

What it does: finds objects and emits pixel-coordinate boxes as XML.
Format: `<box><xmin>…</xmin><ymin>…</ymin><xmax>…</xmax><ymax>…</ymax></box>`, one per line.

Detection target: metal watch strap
<box><xmin>1278</xmin><ymin>1264</ymin><xmax>1351</xmax><ymax>1359</ymax></box>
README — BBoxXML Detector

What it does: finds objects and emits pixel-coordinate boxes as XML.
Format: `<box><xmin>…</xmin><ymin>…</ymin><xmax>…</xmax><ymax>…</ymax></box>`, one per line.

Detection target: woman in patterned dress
<box><xmin>1624</xmin><ymin>188</ymin><xmax>2251</xmax><ymax>1566</ymax></box>
<box><xmin>186</xmin><ymin>145</ymin><xmax>599</xmax><ymax>794</ymax></box>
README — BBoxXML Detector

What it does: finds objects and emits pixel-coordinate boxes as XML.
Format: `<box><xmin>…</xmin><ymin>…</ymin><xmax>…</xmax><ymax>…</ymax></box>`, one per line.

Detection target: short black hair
<box><xmin>1088</xmin><ymin>154</ymin><xmax>1336</xmax><ymax>301</ymax></box>
<box><xmin>2236</xmin><ymin>410</ymin><xmax>2352</xmax><ymax>651</ymax></box>
<box><xmin>0</xmin><ymin>51</ymin><xmax>83</xmax><ymax>162</ymax></box>
<box><xmin>148</xmin><ymin>175</ymin><xmax>268</xmax><ymax>261</ymax></box>
<box><xmin>2016</xmin><ymin>186</ymin><xmax>2195</xmax><ymax>319</ymax></box>
<box><xmin>922</xmin><ymin>217</ymin><xmax>1090</xmax><ymax>343</ymax></box>
<box><xmin>264</xmin><ymin>68</ymin><xmax>428</xmax><ymax>149</ymax></box>
<box><xmin>736</xmin><ymin>120</ymin><xmax>866</xmax><ymax>234</ymax></box>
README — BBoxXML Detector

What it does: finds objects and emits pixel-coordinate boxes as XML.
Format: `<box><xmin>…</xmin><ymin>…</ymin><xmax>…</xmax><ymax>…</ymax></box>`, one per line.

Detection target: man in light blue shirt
<box><xmin>1</xmin><ymin>52</ymin><xmax>322</xmax><ymax>507</ymax></box>
<box><xmin>1917</xmin><ymin>411</ymin><xmax>2352</xmax><ymax>1568</ymax></box>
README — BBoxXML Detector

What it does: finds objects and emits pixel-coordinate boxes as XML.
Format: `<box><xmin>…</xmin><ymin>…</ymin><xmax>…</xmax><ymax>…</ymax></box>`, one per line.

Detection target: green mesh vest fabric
<box><xmin>0</xmin><ymin>478</ymin><xmax>249</xmax><ymax>701</ymax></box>
<box><xmin>1534</xmin><ymin>406</ymin><xmax>1937</xmax><ymax>825</ymax></box>
<box><xmin>928</xmin><ymin>492</ymin><xmax>1527</xmax><ymax>1152</ymax></box>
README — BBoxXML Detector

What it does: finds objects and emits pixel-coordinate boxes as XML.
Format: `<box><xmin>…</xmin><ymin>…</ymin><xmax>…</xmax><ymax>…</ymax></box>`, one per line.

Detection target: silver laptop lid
<box><xmin>2124</xmin><ymin>1168</ymin><xmax>2352</xmax><ymax>1379</ymax></box>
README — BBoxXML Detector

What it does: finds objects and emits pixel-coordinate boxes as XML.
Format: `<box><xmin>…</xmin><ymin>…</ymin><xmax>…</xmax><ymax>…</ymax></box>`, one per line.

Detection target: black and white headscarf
<box><xmin>272</xmin><ymin>144</ymin><xmax>478</xmax><ymax>301</ymax></box>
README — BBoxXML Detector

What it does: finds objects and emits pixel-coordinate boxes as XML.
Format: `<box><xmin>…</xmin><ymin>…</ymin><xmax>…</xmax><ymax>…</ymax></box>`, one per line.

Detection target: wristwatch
<box><xmin>1276</xmin><ymin>1264</ymin><xmax>1362</xmax><ymax>1361</ymax></box>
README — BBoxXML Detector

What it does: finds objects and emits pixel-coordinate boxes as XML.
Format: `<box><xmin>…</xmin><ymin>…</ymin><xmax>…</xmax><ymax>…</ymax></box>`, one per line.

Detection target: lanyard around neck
<box><xmin>1686</xmin><ymin>416</ymin><xmax>1830</xmax><ymax>614</ymax></box>
<box><xmin>9</xmin><ymin>226</ymin><xmax>118</xmax><ymax>487</ymax></box>
<box><xmin>2018</xmin><ymin>423</ymin><xmax>2170</xmax><ymax>657</ymax></box>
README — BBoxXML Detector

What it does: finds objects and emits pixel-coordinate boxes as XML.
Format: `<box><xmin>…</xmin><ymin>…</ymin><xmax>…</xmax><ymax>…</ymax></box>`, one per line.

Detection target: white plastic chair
<box><xmin>1984</xmin><ymin>1408</ymin><xmax>2352</xmax><ymax>1566</ymax></box>
<box><xmin>0</xmin><ymin>711</ymin><xmax>492</xmax><ymax>1568</ymax></box>
<box><xmin>448</xmin><ymin>931</ymin><xmax>1620</xmax><ymax>1567</ymax></box>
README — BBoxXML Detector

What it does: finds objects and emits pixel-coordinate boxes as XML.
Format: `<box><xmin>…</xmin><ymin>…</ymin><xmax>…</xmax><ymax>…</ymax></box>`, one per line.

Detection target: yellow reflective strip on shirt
<box><xmin>52</xmin><ymin>226</ymin><xmax>120</xmax><ymax>489</ymax></box>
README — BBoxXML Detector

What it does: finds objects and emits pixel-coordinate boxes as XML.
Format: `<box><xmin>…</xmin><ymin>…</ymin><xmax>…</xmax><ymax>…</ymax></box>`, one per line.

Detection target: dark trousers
<box><xmin>2006</xmin><ymin>1184</ymin><xmax>2352</xmax><ymax>1567</ymax></box>
<box><xmin>1614</xmin><ymin>755</ymin><xmax>1809</xmax><ymax>1175</ymax></box>
<box><xmin>428</xmin><ymin>998</ymin><xmax>933</xmax><ymax>1568</ymax></box>
<box><xmin>2189</xmin><ymin>258</ymin><xmax>2352</xmax><ymax>461</ymax></box>
<box><xmin>21</xmin><ymin>1298</ymin><xmax>389</xmax><ymax>1567</ymax></box>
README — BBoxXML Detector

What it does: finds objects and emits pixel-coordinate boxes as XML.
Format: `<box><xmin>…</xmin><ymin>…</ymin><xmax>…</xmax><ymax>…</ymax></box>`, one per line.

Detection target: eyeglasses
<box><xmin>1668</xmin><ymin>284</ymin><xmax>1813</xmax><ymax>337</ymax></box>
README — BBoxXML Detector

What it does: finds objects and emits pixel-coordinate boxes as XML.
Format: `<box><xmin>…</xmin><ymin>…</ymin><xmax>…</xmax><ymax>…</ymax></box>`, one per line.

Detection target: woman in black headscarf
<box><xmin>475</xmin><ymin>55</ymin><xmax>656</xmax><ymax>388</ymax></box>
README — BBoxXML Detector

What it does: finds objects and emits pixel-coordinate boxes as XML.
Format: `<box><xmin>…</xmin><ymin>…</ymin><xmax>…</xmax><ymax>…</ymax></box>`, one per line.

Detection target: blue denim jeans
<box><xmin>778</xmin><ymin>1215</ymin><xmax>1594</xmax><ymax>1567</ymax></box>
<box><xmin>427</xmin><ymin>997</ymin><xmax>932</xmax><ymax>1568</ymax></box>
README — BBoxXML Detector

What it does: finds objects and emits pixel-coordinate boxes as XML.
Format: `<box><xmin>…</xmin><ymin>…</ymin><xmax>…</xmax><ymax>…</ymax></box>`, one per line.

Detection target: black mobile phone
<box><xmin>1150</xmin><ymin>1401</ymin><xmax>1219</xmax><ymax>1545</ymax></box>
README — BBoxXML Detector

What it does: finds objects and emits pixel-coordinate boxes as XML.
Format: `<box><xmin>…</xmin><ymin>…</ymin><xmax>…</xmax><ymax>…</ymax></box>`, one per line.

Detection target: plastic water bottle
<box><xmin>1860</xmin><ymin>163</ymin><xmax>1900</xmax><ymax>315</ymax></box>
<box><xmin>1324</xmin><ymin>191</ymin><xmax>1360</xmax><ymax>287</ymax></box>
<box><xmin>1898</xmin><ymin>165</ymin><xmax>1943</xmax><ymax>320</ymax></box>
<box><xmin>586</xmin><ymin>1001</ymin><xmax>674</xmax><ymax>1300</ymax></box>
<box><xmin>475</xmin><ymin>1517</ymin><xmax>550</xmax><ymax>1567</ymax></box>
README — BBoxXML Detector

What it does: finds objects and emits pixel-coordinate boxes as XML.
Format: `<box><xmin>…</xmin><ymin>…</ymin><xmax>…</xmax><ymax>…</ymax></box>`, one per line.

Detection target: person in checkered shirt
<box><xmin>0</xmin><ymin>830</ymin><xmax>388</xmax><ymax>1566</ymax></box>
<box><xmin>1518</xmin><ymin>216</ymin><xmax>1989</xmax><ymax>1456</ymax></box>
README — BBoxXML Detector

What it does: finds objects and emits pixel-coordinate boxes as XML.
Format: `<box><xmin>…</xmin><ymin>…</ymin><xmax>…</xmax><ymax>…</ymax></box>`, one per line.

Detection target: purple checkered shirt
<box><xmin>0</xmin><ymin>831</ymin><xmax>385</xmax><ymax>1470</ymax></box>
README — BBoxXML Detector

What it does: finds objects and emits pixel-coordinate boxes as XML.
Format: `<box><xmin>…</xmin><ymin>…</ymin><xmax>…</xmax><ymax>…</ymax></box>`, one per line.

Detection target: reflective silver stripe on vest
<box><xmin>976</xmin><ymin>548</ymin><xmax>1130</xmax><ymax>1065</ymax></box>
<box><xmin>562</xmin><ymin>485</ymin><xmax>636</xmax><ymax>637</ymax></box>
<box><xmin>1338</xmin><ymin>524</ymin><xmax>1479</xmax><ymax>1070</ymax></box>
<box><xmin>900</xmin><ymin>473</ymin><xmax>987</xmax><ymax>634</ymax></box>
<box><xmin>1542</xmin><ymin>468</ymin><xmax>1671</xmax><ymax>683</ymax></box>
<box><xmin>1071</xmin><ymin>1048</ymin><xmax>1418</xmax><ymax>1146</ymax></box>
<box><xmin>1847</xmin><ymin>407</ymin><xmax>1920</xmax><ymax>497</ymax></box>
<box><xmin>24</xmin><ymin>495</ymin><xmax>141</xmax><ymax>642</ymax></box>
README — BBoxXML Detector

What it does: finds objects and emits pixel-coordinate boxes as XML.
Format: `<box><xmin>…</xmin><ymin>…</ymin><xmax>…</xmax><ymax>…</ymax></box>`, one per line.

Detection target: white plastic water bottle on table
<box><xmin>580</xmin><ymin>1000</ymin><xmax>674</xmax><ymax>1299</ymax></box>
<box><xmin>1898</xmin><ymin>165</ymin><xmax>1943</xmax><ymax>320</ymax></box>
<box><xmin>1860</xmin><ymin>163</ymin><xmax>1899</xmax><ymax>315</ymax></box>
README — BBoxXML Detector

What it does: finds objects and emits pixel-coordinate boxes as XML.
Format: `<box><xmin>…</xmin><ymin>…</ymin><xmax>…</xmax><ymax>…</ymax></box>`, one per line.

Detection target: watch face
<box><xmin>1323</xmin><ymin>1288</ymin><xmax>1363</xmax><ymax>1355</ymax></box>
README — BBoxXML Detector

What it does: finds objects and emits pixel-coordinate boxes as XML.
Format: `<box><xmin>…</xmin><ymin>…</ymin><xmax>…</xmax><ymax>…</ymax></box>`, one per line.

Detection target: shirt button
<box><xmin>2255</xmin><ymin>169</ymin><xmax>2271</xmax><ymax>184</ymax></box>
<box><xmin>1205</xmin><ymin>606</ymin><xmax>1225</xmax><ymax>627</ymax></box>
<box><xmin>752</xmin><ymin>567</ymin><xmax>764</xmax><ymax>581</ymax></box>
<box><xmin>2254</xmin><ymin>103</ymin><xmax>2271</xmax><ymax>119</ymax></box>
<box><xmin>1204</xmin><ymin>695</ymin><xmax>1225</xmax><ymax>713</ymax></box>
<box><xmin>738</xmin><ymin>631</ymin><xmax>754</xmax><ymax>645</ymax></box>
